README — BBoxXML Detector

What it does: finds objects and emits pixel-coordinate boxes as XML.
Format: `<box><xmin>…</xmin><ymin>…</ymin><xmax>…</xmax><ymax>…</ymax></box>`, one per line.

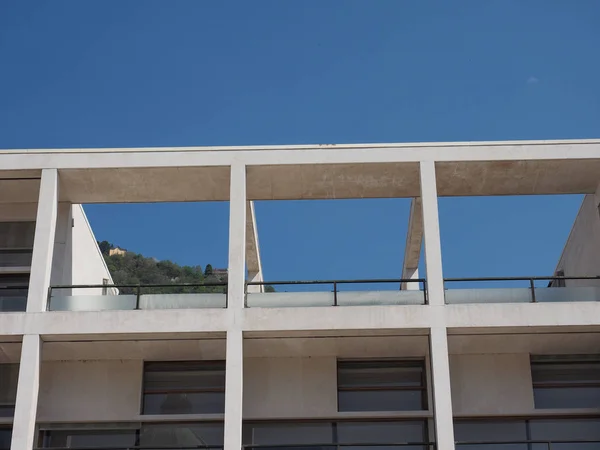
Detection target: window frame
<box><xmin>530</xmin><ymin>355</ymin><xmax>600</xmax><ymax>409</ymax></box>
<box><xmin>336</xmin><ymin>359</ymin><xmax>428</xmax><ymax>412</ymax></box>
<box><xmin>142</xmin><ymin>360</ymin><xmax>226</xmax><ymax>415</ymax></box>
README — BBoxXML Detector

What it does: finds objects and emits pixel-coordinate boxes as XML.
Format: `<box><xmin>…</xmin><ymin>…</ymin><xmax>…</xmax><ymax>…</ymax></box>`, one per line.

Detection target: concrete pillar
<box><xmin>223</xmin><ymin>329</ymin><xmax>243</xmax><ymax>450</ymax></box>
<box><xmin>429</xmin><ymin>327</ymin><xmax>455</xmax><ymax>450</ymax></box>
<box><xmin>227</xmin><ymin>162</ymin><xmax>247</xmax><ymax>309</ymax></box>
<box><xmin>27</xmin><ymin>169</ymin><xmax>59</xmax><ymax>312</ymax></box>
<box><xmin>10</xmin><ymin>335</ymin><xmax>42</xmax><ymax>450</ymax></box>
<box><xmin>246</xmin><ymin>201</ymin><xmax>264</xmax><ymax>294</ymax></box>
<box><xmin>402</xmin><ymin>197</ymin><xmax>423</xmax><ymax>291</ymax></box>
<box><xmin>224</xmin><ymin>163</ymin><xmax>247</xmax><ymax>450</ymax></box>
<box><xmin>50</xmin><ymin>203</ymin><xmax>73</xmax><ymax>287</ymax></box>
<box><xmin>419</xmin><ymin>162</ymin><xmax>445</xmax><ymax>305</ymax></box>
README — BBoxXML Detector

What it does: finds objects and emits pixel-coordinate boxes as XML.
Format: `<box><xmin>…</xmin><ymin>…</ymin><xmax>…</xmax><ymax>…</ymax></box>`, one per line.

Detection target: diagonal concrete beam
<box><xmin>245</xmin><ymin>201</ymin><xmax>264</xmax><ymax>293</ymax></box>
<box><xmin>401</xmin><ymin>197</ymin><xmax>423</xmax><ymax>290</ymax></box>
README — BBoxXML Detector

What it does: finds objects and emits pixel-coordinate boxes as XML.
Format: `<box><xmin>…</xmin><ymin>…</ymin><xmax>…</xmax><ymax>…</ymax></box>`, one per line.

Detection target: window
<box><xmin>455</xmin><ymin>418</ymin><xmax>600</xmax><ymax>450</ymax></box>
<box><xmin>41</xmin><ymin>429</ymin><xmax>137</xmax><ymax>448</ymax></box>
<box><xmin>0</xmin><ymin>364</ymin><xmax>18</xmax><ymax>417</ymax></box>
<box><xmin>140</xmin><ymin>422</ymin><xmax>223</xmax><ymax>447</ymax></box>
<box><xmin>531</xmin><ymin>355</ymin><xmax>600</xmax><ymax>409</ymax></box>
<box><xmin>243</xmin><ymin>421</ymin><xmax>429</xmax><ymax>450</ymax></box>
<box><xmin>0</xmin><ymin>428</ymin><xmax>11</xmax><ymax>450</ymax></box>
<box><xmin>337</xmin><ymin>360</ymin><xmax>427</xmax><ymax>412</ymax></box>
<box><xmin>0</xmin><ymin>274</ymin><xmax>29</xmax><ymax>312</ymax></box>
<box><xmin>143</xmin><ymin>361</ymin><xmax>226</xmax><ymax>414</ymax></box>
<box><xmin>40</xmin><ymin>423</ymin><xmax>224</xmax><ymax>449</ymax></box>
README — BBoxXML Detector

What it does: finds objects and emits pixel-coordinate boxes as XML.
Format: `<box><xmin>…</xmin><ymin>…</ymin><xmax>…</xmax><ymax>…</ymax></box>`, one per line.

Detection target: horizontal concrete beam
<box><xmin>1</xmin><ymin>140</ymin><xmax>600</xmax><ymax>171</ymax></box>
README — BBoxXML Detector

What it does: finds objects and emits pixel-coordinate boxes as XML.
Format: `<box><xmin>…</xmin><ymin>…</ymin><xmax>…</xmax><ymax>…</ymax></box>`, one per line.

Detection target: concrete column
<box><xmin>402</xmin><ymin>197</ymin><xmax>423</xmax><ymax>291</ymax></box>
<box><xmin>50</xmin><ymin>203</ymin><xmax>73</xmax><ymax>287</ymax></box>
<box><xmin>228</xmin><ymin>163</ymin><xmax>247</xmax><ymax>309</ymax></box>
<box><xmin>419</xmin><ymin>162</ymin><xmax>445</xmax><ymax>305</ymax></box>
<box><xmin>223</xmin><ymin>329</ymin><xmax>243</xmax><ymax>450</ymax></box>
<box><xmin>246</xmin><ymin>201</ymin><xmax>264</xmax><ymax>294</ymax></box>
<box><xmin>27</xmin><ymin>169</ymin><xmax>59</xmax><ymax>312</ymax></box>
<box><xmin>429</xmin><ymin>327</ymin><xmax>455</xmax><ymax>450</ymax></box>
<box><xmin>10</xmin><ymin>335</ymin><xmax>42</xmax><ymax>450</ymax></box>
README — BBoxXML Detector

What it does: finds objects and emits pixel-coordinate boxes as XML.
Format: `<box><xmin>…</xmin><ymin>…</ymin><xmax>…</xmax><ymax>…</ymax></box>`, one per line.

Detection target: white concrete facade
<box><xmin>0</xmin><ymin>139</ymin><xmax>599</xmax><ymax>450</ymax></box>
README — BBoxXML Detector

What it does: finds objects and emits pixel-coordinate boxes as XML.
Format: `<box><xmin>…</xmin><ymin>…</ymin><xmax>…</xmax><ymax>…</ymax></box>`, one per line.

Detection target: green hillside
<box><xmin>97</xmin><ymin>241</ymin><xmax>273</xmax><ymax>294</ymax></box>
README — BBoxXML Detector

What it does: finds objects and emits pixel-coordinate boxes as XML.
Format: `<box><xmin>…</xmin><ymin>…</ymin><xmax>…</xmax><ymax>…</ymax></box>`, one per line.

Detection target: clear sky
<box><xmin>1</xmin><ymin>1</ymin><xmax>599</xmax><ymax>285</ymax></box>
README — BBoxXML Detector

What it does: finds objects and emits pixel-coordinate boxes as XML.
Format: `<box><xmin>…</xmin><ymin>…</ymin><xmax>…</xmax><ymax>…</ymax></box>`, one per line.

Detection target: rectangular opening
<box><xmin>0</xmin><ymin>364</ymin><xmax>18</xmax><ymax>417</ymax></box>
<box><xmin>337</xmin><ymin>359</ymin><xmax>427</xmax><ymax>412</ymax></box>
<box><xmin>142</xmin><ymin>361</ymin><xmax>226</xmax><ymax>415</ymax></box>
<box><xmin>531</xmin><ymin>355</ymin><xmax>600</xmax><ymax>409</ymax></box>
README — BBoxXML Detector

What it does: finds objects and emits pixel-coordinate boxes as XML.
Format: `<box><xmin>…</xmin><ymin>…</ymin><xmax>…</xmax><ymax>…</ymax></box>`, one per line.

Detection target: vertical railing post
<box><xmin>135</xmin><ymin>285</ymin><xmax>141</xmax><ymax>310</ymax></box>
<box><xmin>423</xmin><ymin>280</ymin><xmax>429</xmax><ymax>305</ymax></box>
<box><xmin>333</xmin><ymin>282</ymin><xmax>338</xmax><ymax>306</ymax></box>
<box><xmin>530</xmin><ymin>278</ymin><xmax>537</xmax><ymax>303</ymax></box>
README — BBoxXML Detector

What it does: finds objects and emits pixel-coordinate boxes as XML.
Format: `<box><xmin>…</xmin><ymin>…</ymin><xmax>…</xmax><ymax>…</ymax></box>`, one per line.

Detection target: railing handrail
<box><xmin>35</xmin><ymin>447</ymin><xmax>224</xmax><ymax>450</ymax></box>
<box><xmin>445</xmin><ymin>275</ymin><xmax>600</xmax><ymax>282</ymax></box>
<box><xmin>247</xmin><ymin>278</ymin><xmax>426</xmax><ymax>286</ymax></box>
<box><xmin>50</xmin><ymin>282</ymin><xmax>228</xmax><ymax>290</ymax></box>
<box><xmin>455</xmin><ymin>439</ymin><xmax>600</xmax><ymax>444</ymax></box>
<box><xmin>242</xmin><ymin>443</ymin><xmax>436</xmax><ymax>448</ymax></box>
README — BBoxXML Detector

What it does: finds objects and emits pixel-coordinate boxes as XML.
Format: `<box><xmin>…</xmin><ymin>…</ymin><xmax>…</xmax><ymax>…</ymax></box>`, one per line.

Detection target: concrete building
<box><xmin>0</xmin><ymin>139</ymin><xmax>599</xmax><ymax>450</ymax></box>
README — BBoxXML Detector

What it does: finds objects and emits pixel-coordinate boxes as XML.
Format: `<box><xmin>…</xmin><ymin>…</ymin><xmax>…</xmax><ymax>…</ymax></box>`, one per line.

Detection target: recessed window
<box><xmin>337</xmin><ymin>360</ymin><xmax>427</xmax><ymax>412</ymax></box>
<box><xmin>0</xmin><ymin>364</ymin><xmax>18</xmax><ymax>417</ymax></box>
<box><xmin>531</xmin><ymin>355</ymin><xmax>600</xmax><ymax>409</ymax></box>
<box><xmin>140</xmin><ymin>422</ymin><xmax>223</xmax><ymax>447</ymax></box>
<box><xmin>455</xmin><ymin>418</ymin><xmax>600</xmax><ymax>449</ymax></box>
<box><xmin>0</xmin><ymin>428</ymin><xmax>11</xmax><ymax>450</ymax></box>
<box><xmin>143</xmin><ymin>361</ymin><xmax>226</xmax><ymax>414</ymax></box>
<box><xmin>242</xmin><ymin>421</ymin><xmax>429</xmax><ymax>449</ymax></box>
<box><xmin>40</xmin><ymin>429</ymin><xmax>137</xmax><ymax>448</ymax></box>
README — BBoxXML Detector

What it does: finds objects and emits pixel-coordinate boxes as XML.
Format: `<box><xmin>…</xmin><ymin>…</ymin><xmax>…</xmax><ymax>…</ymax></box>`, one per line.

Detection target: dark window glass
<box><xmin>0</xmin><ymin>274</ymin><xmax>28</xmax><ymax>312</ymax></box>
<box><xmin>454</xmin><ymin>420</ymin><xmax>528</xmax><ymax>450</ymax></box>
<box><xmin>243</xmin><ymin>421</ymin><xmax>430</xmax><ymax>450</ymax></box>
<box><xmin>338</xmin><ymin>421</ymin><xmax>429</xmax><ymax>450</ymax></box>
<box><xmin>143</xmin><ymin>361</ymin><xmax>225</xmax><ymax>414</ymax></box>
<box><xmin>337</xmin><ymin>360</ymin><xmax>426</xmax><ymax>412</ymax></box>
<box><xmin>0</xmin><ymin>364</ymin><xmax>18</xmax><ymax>417</ymax></box>
<box><xmin>529</xmin><ymin>418</ymin><xmax>600</xmax><ymax>450</ymax></box>
<box><xmin>42</xmin><ymin>429</ymin><xmax>137</xmax><ymax>448</ymax></box>
<box><xmin>0</xmin><ymin>428</ymin><xmax>11</xmax><ymax>450</ymax></box>
<box><xmin>243</xmin><ymin>422</ymin><xmax>334</xmax><ymax>446</ymax></box>
<box><xmin>454</xmin><ymin>418</ymin><xmax>600</xmax><ymax>450</ymax></box>
<box><xmin>140</xmin><ymin>422</ymin><xmax>224</xmax><ymax>448</ymax></box>
<box><xmin>531</xmin><ymin>356</ymin><xmax>600</xmax><ymax>409</ymax></box>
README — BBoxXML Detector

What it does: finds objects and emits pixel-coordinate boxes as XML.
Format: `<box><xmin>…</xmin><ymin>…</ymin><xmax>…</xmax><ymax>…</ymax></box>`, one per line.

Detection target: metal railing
<box><xmin>444</xmin><ymin>276</ymin><xmax>600</xmax><ymax>303</ymax></box>
<box><xmin>246</xmin><ymin>278</ymin><xmax>428</xmax><ymax>305</ymax></box>
<box><xmin>36</xmin><ymin>447</ymin><xmax>224</xmax><ymax>450</ymax></box>
<box><xmin>47</xmin><ymin>282</ymin><xmax>228</xmax><ymax>310</ymax></box>
<box><xmin>455</xmin><ymin>439</ymin><xmax>600</xmax><ymax>449</ymax></box>
<box><xmin>243</xmin><ymin>444</ymin><xmax>436</xmax><ymax>450</ymax></box>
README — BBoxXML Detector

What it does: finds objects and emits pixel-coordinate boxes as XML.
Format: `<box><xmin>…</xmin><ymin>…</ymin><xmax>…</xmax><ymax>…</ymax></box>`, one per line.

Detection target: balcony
<box><xmin>245</xmin><ymin>279</ymin><xmax>428</xmax><ymax>308</ymax></box>
<box><xmin>47</xmin><ymin>283</ymin><xmax>228</xmax><ymax>311</ymax></box>
<box><xmin>444</xmin><ymin>276</ymin><xmax>600</xmax><ymax>305</ymax></box>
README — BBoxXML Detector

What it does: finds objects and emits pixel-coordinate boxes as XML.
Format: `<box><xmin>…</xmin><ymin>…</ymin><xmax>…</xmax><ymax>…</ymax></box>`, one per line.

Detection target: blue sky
<box><xmin>1</xmin><ymin>1</ymin><xmax>598</xmax><ymax>285</ymax></box>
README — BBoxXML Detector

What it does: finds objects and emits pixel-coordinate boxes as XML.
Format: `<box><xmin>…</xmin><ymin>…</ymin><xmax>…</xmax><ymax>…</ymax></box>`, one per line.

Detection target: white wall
<box><xmin>244</xmin><ymin>357</ymin><xmax>337</xmax><ymax>419</ymax></box>
<box><xmin>37</xmin><ymin>360</ymin><xmax>143</xmax><ymax>422</ymax></box>
<box><xmin>449</xmin><ymin>353</ymin><xmax>535</xmax><ymax>416</ymax></box>
<box><xmin>70</xmin><ymin>205</ymin><xmax>115</xmax><ymax>294</ymax></box>
<box><xmin>554</xmin><ymin>194</ymin><xmax>600</xmax><ymax>287</ymax></box>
